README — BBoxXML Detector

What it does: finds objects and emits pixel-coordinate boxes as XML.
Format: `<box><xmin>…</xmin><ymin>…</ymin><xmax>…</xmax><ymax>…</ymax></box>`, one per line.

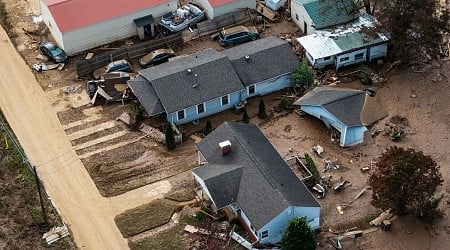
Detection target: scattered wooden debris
<box><xmin>116</xmin><ymin>112</ymin><xmax>131</xmax><ymax>125</ymax></box>
<box><xmin>370</xmin><ymin>209</ymin><xmax>393</xmax><ymax>226</ymax></box>
<box><xmin>42</xmin><ymin>225</ymin><xmax>69</xmax><ymax>245</ymax></box>
<box><xmin>312</xmin><ymin>145</ymin><xmax>323</xmax><ymax>156</ymax></box>
<box><xmin>342</xmin><ymin>187</ymin><xmax>367</xmax><ymax>208</ymax></box>
<box><xmin>312</xmin><ymin>183</ymin><xmax>326</xmax><ymax>198</ymax></box>
<box><xmin>333</xmin><ymin>180</ymin><xmax>351</xmax><ymax>192</ymax></box>
<box><xmin>256</xmin><ymin>2</ymin><xmax>277</xmax><ymax>21</ymax></box>
<box><xmin>324</xmin><ymin>159</ymin><xmax>341</xmax><ymax>172</ymax></box>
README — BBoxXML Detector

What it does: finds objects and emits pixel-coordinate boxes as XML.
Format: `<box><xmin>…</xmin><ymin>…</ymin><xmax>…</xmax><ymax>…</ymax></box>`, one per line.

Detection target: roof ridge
<box><xmin>230</xmin><ymin>123</ymin><xmax>291</xmax><ymax>206</ymax></box>
<box><xmin>321</xmin><ymin>89</ymin><xmax>364</xmax><ymax>106</ymax></box>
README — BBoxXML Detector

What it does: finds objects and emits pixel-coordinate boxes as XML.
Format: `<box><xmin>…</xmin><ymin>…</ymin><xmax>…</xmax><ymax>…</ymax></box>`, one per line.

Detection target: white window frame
<box><xmin>261</xmin><ymin>230</ymin><xmax>269</xmax><ymax>238</ymax></box>
<box><xmin>355</xmin><ymin>53</ymin><xmax>364</xmax><ymax>60</ymax></box>
<box><xmin>177</xmin><ymin>110</ymin><xmax>185</xmax><ymax>120</ymax></box>
<box><xmin>197</xmin><ymin>103</ymin><xmax>205</xmax><ymax>114</ymax></box>
<box><xmin>221</xmin><ymin>95</ymin><xmax>229</xmax><ymax>106</ymax></box>
<box><xmin>248</xmin><ymin>85</ymin><xmax>256</xmax><ymax>96</ymax></box>
<box><xmin>339</xmin><ymin>56</ymin><xmax>349</xmax><ymax>62</ymax></box>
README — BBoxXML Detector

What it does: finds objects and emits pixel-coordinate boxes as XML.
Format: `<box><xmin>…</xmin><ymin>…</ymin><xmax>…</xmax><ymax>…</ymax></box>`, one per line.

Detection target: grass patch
<box><xmin>164</xmin><ymin>181</ymin><xmax>196</xmax><ymax>202</ymax></box>
<box><xmin>115</xmin><ymin>199</ymin><xmax>177</xmax><ymax>238</ymax></box>
<box><xmin>129</xmin><ymin>214</ymin><xmax>198</xmax><ymax>250</ymax></box>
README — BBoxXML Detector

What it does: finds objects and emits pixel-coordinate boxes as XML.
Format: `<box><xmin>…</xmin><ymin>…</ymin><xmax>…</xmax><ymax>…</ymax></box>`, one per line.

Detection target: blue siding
<box><xmin>258</xmin><ymin>206</ymin><xmax>321</xmax><ymax>245</ymax></box>
<box><xmin>301</xmin><ymin>105</ymin><xmax>366</xmax><ymax>147</ymax></box>
<box><xmin>168</xmin><ymin>90</ymin><xmax>242</xmax><ymax>125</ymax></box>
<box><xmin>342</xmin><ymin>126</ymin><xmax>367</xmax><ymax>147</ymax></box>
<box><xmin>244</xmin><ymin>74</ymin><xmax>292</xmax><ymax>99</ymax></box>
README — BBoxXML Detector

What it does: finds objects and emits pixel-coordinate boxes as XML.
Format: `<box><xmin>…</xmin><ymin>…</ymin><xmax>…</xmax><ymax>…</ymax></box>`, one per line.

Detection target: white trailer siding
<box><xmin>40</xmin><ymin>0</ymin><xmax>64</xmax><ymax>48</ymax></box>
<box><xmin>291</xmin><ymin>1</ymin><xmax>315</xmax><ymax>34</ymax></box>
<box><xmin>42</xmin><ymin>0</ymin><xmax>177</xmax><ymax>55</ymax></box>
<box><xmin>336</xmin><ymin>48</ymin><xmax>367</xmax><ymax>70</ymax></box>
<box><xmin>195</xmin><ymin>0</ymin><xmax>214</xmax><ymax>19</ymax></box>
<box><xmin>196</xmin><ymin>0</ymin><xmax>255</xmax><ymax>19</ymax></box>
<box><xmin>213</xmin><ymin>0</ymin><xmax>255</xmax><ymax>18</ymax></box>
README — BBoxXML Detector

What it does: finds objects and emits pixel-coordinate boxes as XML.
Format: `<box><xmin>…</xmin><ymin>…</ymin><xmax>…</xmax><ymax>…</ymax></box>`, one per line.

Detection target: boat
<box><xmin>159</xmin><ymin>3</ymin><xmax>205</xmax><ymax>33</ymax></box>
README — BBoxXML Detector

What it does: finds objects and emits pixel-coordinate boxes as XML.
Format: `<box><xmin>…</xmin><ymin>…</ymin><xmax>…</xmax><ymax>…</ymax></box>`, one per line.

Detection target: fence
<box><xmin>76</xmin><ymin>33</ymin><xmax>183</xmax><ymax>77</ymax></box>
<box><xmin>197</xmin><ymin>9</ymin><xmax>252</xmax><ymax>37</ymax></box>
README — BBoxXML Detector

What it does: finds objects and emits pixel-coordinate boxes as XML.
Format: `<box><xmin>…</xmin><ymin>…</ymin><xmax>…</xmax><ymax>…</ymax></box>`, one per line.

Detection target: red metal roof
<box><xmin>208</xmin><ymin>0</ymin><xmax>236</xmax><ymax>7</ymax></box>
<box><xmin>44</xmin><ymin>0</ymin><xmax>171</xmax><ymax>33</ymax></box>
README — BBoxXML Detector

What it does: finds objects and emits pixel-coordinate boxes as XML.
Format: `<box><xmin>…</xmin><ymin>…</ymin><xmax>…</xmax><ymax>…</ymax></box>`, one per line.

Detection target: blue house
<box><xmin>294</xmin><ymin>87</ymin><xmax>387</xmax><ymax>147</ymax></box>
<box><xmin>128</xmin><ymin>36</ymin><xmax>300</xmax><ymax>125</ymax></box>
<box><xmin>192</xmin><ymin>122</ymin><xmax>320</xmax><ymax>245</ymax></box>
<box><xmin>223</xmin><ymin>36</ymin><xmax>299</xmax><ymax>99</ymax></box>
<box><xmin>128</xmin><ymin>49</ymin><xmax>244</xmax><ymax>125</ymax></box>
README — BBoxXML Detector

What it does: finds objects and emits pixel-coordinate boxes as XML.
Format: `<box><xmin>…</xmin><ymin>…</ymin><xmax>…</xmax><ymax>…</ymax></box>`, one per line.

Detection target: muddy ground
<box><xmin>2</xmin><ymin>0</ymin><xmax>450</xmax><ymax>249</ymax></box>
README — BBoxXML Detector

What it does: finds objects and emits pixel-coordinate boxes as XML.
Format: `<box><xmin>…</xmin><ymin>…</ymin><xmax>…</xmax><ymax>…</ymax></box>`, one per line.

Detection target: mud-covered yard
<box><xmin>2</xmin><ymin>0</ymin><xmax>450</xmax><ymax>248</ymax></box>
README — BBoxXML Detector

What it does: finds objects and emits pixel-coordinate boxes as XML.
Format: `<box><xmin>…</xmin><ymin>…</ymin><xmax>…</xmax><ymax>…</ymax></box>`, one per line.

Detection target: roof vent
<box><xmin>193</xmin><ymin>74</ymin><xmax>199</xmax><ymax>88</ymax></box>
<box><xmin>187</xmin><ymin>68</ymin><xmax>192</xmax><ymax>75</ymax></box>
<box><xmin>219</xmin><ymin>140</ymin><xmax>231</xmax><ymax>156</ymax></box>
<box><xmin>244</xmin><ymin>55</ymin><xmax>250</xmax><ymax>61</ymax></box>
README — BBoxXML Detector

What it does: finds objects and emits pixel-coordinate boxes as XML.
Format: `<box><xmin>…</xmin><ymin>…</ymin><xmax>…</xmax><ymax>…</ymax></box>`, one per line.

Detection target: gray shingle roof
<box><xmin>294</xmin><ymin>87</ymin><xmax>366</xmax><ymax>126</ymax></box>
<box><xmin>223</xmin><ymin>36</ymin><xmax>300</xmax><ymax>86</ymax></box>
<box><xmin>195</xmin><ymin>122</ymin><xmax>319</xmax><ymax>229</ymax></box>
<box><xmin>139</xmin><ymin>49</ymin><xmax>244</xmax><ymax>113</ymax></box>
<box><xmin>193</xmin><ymin>164</ymin><xmax>243</xmax><ymax>209</ymax></box>
<box><xmin>127</xmin><ymin>76</ymin><xmax>164</xmax><ymax>116</ymax></box>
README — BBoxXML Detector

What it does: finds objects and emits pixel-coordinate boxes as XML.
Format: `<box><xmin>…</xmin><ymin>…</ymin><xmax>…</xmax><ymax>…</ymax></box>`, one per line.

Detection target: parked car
<box><xmin>219</xmin><ymin>26</ymin><xmax>259</xmax><ymax>47</ymax></box>
<box><xmin>139</xmin><ymin>48</ymin><xmax>176</xmax><ymax>68</ymax></box>
<box><xmin>159</xmin><ymin>3</ymin><xmax>205</xmax><ymax>33</ymax></box>
<box><xmin>105</xmin><ymin>60</ymin><xmax>132</xmax><ymax>73</ymax></box>
<box><xmin>86</xmin><ymin>80</ymin><xmax>99</xmax><ymax>98</ymax></box>
<box><xmin>39</xmin><ymin>41</ymin><xmax>68</xmax><ymax>63</ymax></box>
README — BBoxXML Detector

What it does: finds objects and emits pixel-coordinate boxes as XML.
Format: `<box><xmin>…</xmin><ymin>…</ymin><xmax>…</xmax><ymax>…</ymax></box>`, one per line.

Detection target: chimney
<box><xmin>187</xmin><ymin>68</ymin><xmax>192</xmax><ymax>75</ymax></box>
<box><xmin>219</xmin><ymin>140</ymin><xmax>231</xmax><ymax>156</ymax></box>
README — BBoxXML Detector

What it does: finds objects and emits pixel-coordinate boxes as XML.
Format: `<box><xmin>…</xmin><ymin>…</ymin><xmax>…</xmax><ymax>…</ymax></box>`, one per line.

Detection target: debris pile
<box><xmin>384</xmin><ymin>115</ymin><xmax>408</xmax><ymax>141</ymax></box>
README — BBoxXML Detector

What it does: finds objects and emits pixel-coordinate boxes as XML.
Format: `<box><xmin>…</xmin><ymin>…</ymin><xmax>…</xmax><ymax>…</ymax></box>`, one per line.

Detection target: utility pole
<box><xmin>33</xmin><ymin>166</ymin><xmax>49</xmax><ymax>232</ymax></box>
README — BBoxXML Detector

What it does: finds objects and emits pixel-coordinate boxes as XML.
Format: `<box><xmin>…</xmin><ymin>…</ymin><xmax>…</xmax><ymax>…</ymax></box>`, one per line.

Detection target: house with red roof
<box><xmin>194</xmin><ymin>0</ymin><xmax>255</xmax><ymax>19</ymax></box>
<box><xmin>40</xmin><ymin>0</ymin><xmax>177</xmax><ymax>55</ymax></box>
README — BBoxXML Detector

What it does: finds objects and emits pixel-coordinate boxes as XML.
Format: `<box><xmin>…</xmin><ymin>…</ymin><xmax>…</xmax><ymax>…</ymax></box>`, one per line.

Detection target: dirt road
<box><xmin>0</xmin><ymin>25</ymin><xmax>170</xmax><ymax>249</ymax></box>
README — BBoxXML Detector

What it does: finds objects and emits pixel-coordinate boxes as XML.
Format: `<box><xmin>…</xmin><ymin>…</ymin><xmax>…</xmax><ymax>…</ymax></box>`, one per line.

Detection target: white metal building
<box><xmin>40</xmin><ymin>0</ymin><xmax>177</xmax><ymax>55</ymax></box>
<box><xmin>297</xmin><ymin>13</ymin><xmax>389</xmax><ymax>70</ymax></box>
<box><xmin>291</xmin><ymin>0</ymin><xmax>359</xmax><ymax>35</ymax></box>
<box><xmin>194</xmin><ymin>0</ymin><xmax>255</xmax><ymax>19</ymax></box>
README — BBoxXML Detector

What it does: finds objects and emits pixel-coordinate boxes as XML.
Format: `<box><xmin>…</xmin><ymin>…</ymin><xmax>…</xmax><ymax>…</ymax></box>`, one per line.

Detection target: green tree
<box><xmin>204</xmin><ymin>119</ymin><xmax>212</xmax><ymax>135</ymax></box>
<box><xmin>281</xmin><ymin>217</ymin><xmax>316</xmax><ymax>250</ymax></box>
<box><xmin>291</xmin><ymin>59</ymin><xmax>314</xmax><ymax>92</ymax></box>
<box><xmin>164</xmin><ymin>123</ymin><xmax>176</xmax><ymax>150</ymax></box>
<box><xmin>242</xmin><ymin>109</ymin><xmax>250</xmax><ymax>123</ymax></box>
<box><xmin>368</xmin><ymin>147</ymin><xmax>443</xmax><ymax>218</ymax></box>
<box><xmin>257</xmin><ymin>98</ymin><xmax>268</xmax><ymax>119</ymax></box>
<box><xmin>304</xmin><ymin>153</ymin><xmax>320</xmax><ymax>184</ymax></box>
<box><xmin>378</xmin><ymin>0</ymin><xmax>449</xmax><ymax>64</ymax></box>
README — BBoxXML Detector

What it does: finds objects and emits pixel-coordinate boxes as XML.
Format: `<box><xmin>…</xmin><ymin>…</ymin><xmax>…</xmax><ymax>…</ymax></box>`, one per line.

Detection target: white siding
<box><xmin>196</xmin><ymin>0</ymin><xmax>255</xmax><ymax>19</ymax></box>
<box><xmin>291</xmin><ymin>1</ymin><xmax>315</xmax><ymax>34</ymax></box>
<box><xmin>213</xmin><ymin>0</ymin><xmax>256</xmax><ymax>18</ymax></box>
<box><xmin>195</xmin><ymin>0</ymin><xmax>214</xmax><ymax>19</ymax></box>
<box><xmin>40</xmin><ymin>0</ymin><xmax>64</xmax><ymax>49</ymax></box>
<box><xmin>51</xmin><ymin>1</ymin><xmax>177</xmax><ymax>55</ymax></box>
<box><xmin>336</xmin><ymin>48</ymin><xmax>367</xmax><ymax>70</ymax></box>
<box><xmin>193</xmin><ymin>173</ymin><xmax>217</xmax><ymax>206</ymax></box>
